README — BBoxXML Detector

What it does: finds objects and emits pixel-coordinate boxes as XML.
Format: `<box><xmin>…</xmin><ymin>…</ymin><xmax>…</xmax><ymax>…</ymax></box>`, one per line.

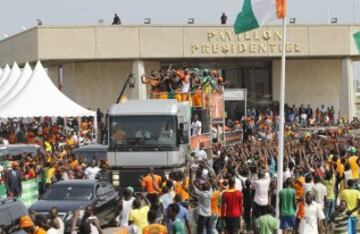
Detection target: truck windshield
<box><xmin>109</xmin><ymin>115</ymin><xmax>177</xmax><ymax>149</ymax></box>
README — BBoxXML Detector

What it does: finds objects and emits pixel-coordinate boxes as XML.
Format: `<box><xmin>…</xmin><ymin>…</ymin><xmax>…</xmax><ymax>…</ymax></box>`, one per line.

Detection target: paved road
<box><xmin>103</xmin><ymin>227</ymin><xmax>120</xmax><ymax>234</ymax></box>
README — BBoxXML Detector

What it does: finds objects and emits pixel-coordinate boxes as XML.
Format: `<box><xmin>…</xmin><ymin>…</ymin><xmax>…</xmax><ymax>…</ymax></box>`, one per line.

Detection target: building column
<box><xmin>340</xmin><ymin>58</ymin><xmax>355</xmax><ymax>121</ymax></box>
<box><xmin>131</xmin><ymin>60</ymin><xmax>147</xmax><ymax>100</ymax></box>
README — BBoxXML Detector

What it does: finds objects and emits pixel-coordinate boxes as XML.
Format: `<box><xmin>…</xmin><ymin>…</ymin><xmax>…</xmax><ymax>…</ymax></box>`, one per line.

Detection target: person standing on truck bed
<box><xmin>140</xmin><ymin>167</ymin><xmax>162</xmax><ymax>207</ymax></box>
<box><xmin>191</xmin><ymin>115</ymin><xmax>202</xmax><ymax>136</ymax></box>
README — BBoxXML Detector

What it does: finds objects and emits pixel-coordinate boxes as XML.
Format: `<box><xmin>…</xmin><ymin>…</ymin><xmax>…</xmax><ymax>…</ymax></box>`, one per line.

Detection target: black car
<box><xmin>0</xmin><ymin>144</ymin><xmax>41</xmax><ymax>160</ymax></box>
<box><xmin>74</xmin><ymin>144</ymin><xmax>108</xmax><ymax>164</ymax></box>
<box><xmin>0</xmin><ymin>199</ymin><xmax>28</xmax><ymax>234</ymax></box>
<box><xmin>30</xmin><ymin>180</ymin><xmax>119</xmax><ymax>233</ymax></box>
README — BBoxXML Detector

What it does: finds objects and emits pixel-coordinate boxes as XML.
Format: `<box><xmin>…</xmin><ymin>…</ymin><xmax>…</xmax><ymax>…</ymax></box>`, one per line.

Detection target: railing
<box><xmin>149</xmin><ymin>90</ymin><xmax>224</xmax><ymax>111</ymax></box>
<box><xmin>150</xmin><ymin>91</ymin><xmax>207</xmax><ymax>109</ymax></box>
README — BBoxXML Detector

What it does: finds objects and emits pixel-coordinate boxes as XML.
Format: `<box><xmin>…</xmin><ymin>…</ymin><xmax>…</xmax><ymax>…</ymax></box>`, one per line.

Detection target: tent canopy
<box><xmin>0</xmin><ymin>63</ymin><xmax>32</xmax><ymax>107</ymax></box>
<box><xmin>0</xmin><ymin>61</ymin><xmax>95</xmax><ymax>118</ymax></box>
<box><xmin>0</xmin><ymin>62</ymin><xmax>21</xmax><ymax>101</ymax></box>
<box><xmin>0</xmin><ymin>64</ymin><xmax>10</xmax><ymax>84</ymax></box>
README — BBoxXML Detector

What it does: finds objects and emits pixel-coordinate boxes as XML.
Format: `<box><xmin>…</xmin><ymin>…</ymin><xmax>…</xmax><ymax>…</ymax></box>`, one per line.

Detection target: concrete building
<box><xmin>0</xmin><ymin>24</ymin><xmax>360</xmax><ymax>119</ymax></box>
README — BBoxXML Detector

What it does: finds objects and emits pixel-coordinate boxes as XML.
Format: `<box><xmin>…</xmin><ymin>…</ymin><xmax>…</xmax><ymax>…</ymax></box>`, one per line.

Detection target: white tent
<box><xmin>0</xmin><ymin>61</ymin><xmax>95</xmax><ymax>118</ymax></box>
<box><xmin>0</xmin><ymin>63</ymin><xmax>32</xmax><ymax>107</ymax></box>
<box><xmin>0</xmin><ymin>64</ymin><xmax>10</xmax><ymax>84</ymax></box>
<box><xmin>0</xmin><ymin>63</ymin><xmax>21</xmax><ymax>99</ymax></box>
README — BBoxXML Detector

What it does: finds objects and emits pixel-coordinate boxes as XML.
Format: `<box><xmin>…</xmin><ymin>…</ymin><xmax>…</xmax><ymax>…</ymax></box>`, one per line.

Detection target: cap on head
<box><xmin>19</xmin><ymin>215</ymin><xmax>33</xmax><ymax>228</ymax></box>
<box><xmin>126</xmin><ymin>186</ymin><xmax>134</xmax><ymax>193</ymax></box>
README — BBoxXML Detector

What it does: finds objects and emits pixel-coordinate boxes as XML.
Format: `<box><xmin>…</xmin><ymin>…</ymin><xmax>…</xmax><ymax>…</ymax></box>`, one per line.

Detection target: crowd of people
<box><xmin>0</xmin><ymin>116</ymin><xmax>96</xmax><ymax>148</ymax></box>
<box><xmin>0</xmin><ymin>116</ymin><xmax>105</xmax><ymax>192</ymax></box>
<box><xmin>1</xmin><ymin>105</ymin><xmax>360</xmax><ymax>234</ymax></box>
<box><xmin>108</xmin><ymin>125</ymin><xmax>360</xmax><ymax>234</ymax></box>
<box><xmin>141</xmin><ymin>67</ymin><xmax>227</xmax><ymax>105</ymax></box>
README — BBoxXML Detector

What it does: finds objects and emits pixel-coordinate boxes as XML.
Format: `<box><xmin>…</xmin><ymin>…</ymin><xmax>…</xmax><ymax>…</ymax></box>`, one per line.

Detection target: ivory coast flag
<box><xmin>234</xmin><ymin>0</ymin><xmax>286</xmax><ymax>34</ymax></box>
<box><xmin>354</xmin><ymin>31</ymin><xmax>360</xmax><ymax>53</ymax></box>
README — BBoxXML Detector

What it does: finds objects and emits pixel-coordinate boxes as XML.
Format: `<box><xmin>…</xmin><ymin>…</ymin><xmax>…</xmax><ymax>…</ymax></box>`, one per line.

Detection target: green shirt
<box><xmin>279</xmin><ymin>188</ymin><xmax>296</xmax><ymax>216</ymax></box>
<box><xmin>323</xmin><ymin>176</ymin><xmax>336</xmax><ymax>200</ymax></box>
<box><xmin>172</xmin><ymin>219</ymin><xmax>185</xmax><ymax>234</ymax></box>
<box><xmin>257</xmin><ymin>214</ymin><xmax>278</xmax><ymax>234</ymax></box>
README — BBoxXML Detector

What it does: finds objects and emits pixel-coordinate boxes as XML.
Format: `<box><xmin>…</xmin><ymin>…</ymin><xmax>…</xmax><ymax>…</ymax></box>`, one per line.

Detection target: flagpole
<box><xmin>276</xmin><ymin>16</ymin><xmax>287</xmax><ymax>231</ymax></box>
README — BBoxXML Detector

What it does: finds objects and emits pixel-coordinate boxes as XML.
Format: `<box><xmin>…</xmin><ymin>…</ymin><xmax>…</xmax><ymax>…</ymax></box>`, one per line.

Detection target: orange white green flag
<box><xmin>234</xmin><ymin>0</ymin><xmax>286</xmax><ymax>34</ymax></box>
<box><xmin>354</xmin><ymin>31</ymin><xmax>360</xmax><ymax>53</ymax></box>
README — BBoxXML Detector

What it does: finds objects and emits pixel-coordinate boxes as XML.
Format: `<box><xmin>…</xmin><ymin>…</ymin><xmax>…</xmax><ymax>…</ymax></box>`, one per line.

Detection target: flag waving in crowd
<box><xmin>234</xmin><ymin>0</ymin><xmax>286</xmax><ymax>34</ymax></box>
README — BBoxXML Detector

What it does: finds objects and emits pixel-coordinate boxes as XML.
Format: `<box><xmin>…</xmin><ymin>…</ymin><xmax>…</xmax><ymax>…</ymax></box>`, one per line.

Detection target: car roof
<box><xmin>0</xmin><ymin>199</ymin><xmax>28</xmax><ymax>226</ymax></box>
<box><xmin>0</xmin><ymin>144</ymin><xmax>41</xmax><ymax>156</ymax></box>
<box><xmin>75</xmin><ymin>144</ymin><xmax>108</xmax><ymax>152</ymax></box>
<box><xmin>52</xmin><ymin>179</ymin><xmax>100</xmax><ymax>186</ymax></box>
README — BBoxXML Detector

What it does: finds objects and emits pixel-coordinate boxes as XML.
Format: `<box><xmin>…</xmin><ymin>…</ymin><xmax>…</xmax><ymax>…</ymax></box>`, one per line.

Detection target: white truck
<box><xmin>107</xmin><ymin>99</ymin><xmax>191</xmax><ymax>189</ymax></box>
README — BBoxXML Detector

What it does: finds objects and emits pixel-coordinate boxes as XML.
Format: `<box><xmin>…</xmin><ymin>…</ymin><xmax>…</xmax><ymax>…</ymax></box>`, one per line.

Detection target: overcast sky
<box><xmin>0</xmin><ymin>0</ymin><xmax>359</xmax><ymax>37</ymax></box>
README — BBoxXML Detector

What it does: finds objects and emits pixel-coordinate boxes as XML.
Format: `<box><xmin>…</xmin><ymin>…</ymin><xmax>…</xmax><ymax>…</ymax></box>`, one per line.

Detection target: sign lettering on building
<box><xmin>191</xmin><ymin>30</ymin><xmax>301</xmax><ymax>55</ymax></box>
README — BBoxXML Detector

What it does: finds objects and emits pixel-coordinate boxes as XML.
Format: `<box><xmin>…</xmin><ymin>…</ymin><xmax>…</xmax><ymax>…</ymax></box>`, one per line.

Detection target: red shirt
<box><xmin>221</xmin><ymin>189</ymin><xmax>243</xmax><ymax>218</ymax></box>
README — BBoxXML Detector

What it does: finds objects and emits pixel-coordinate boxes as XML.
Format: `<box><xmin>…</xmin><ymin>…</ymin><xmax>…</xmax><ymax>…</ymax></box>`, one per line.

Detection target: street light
<box><xmin>128</xmin><ymin>73</ymin><xmax>135</xmax><ymax>89</ymax></box>
<box><xmin>144</xmin><ymin>18</ymin><xmax>151</xmax><ymax>24</ymax></box>
<box><xmin>116</xmin><ymin>73</ymin><xmax>135</xmax><ymax>103</ymax></box>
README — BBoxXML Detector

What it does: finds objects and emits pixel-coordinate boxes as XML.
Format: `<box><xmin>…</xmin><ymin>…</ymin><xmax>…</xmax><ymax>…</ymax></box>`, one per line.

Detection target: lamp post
<box><xmin>128</xmin><ymin>73</ymin><xmax>136</xmax><ymax>89</ymax></box>
<box><xmin>116</xmin><ymin>73</ymin><xmax>135</xmax><ymax>103</ymax></box>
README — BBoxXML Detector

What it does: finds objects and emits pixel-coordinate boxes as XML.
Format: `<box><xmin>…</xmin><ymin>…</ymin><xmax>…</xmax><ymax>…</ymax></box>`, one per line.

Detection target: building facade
<box><xmin>0</xmin><ymin>24</ymin><xmax>359</xmax><ymax>119</ymax></box>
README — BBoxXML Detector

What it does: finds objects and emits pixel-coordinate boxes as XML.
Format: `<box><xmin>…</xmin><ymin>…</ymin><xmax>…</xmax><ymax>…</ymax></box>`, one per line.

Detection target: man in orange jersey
<box><xmin>140</xmin><ymin>167</ymin><xmax>162</xmax><ymax>207</ymax></box>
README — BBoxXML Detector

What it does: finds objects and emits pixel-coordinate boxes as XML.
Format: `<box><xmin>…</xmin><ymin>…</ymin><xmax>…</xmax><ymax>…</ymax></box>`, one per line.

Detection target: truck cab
<box><xmin>107</xmin><ymin>99</ymin><xmax>191</xmax><ymax>189</ymax></box>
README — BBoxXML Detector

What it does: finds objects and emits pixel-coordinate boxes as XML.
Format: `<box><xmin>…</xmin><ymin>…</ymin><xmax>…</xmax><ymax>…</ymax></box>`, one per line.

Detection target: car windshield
<box><xmin>109</xmin><ymin>115</ymin><xmax>177</xmax><ymax>149</ymax></box>
<box><xmin>42</xmin><ymin>185</ymin><xmax>93</xmax><ymax>201</ymax></box>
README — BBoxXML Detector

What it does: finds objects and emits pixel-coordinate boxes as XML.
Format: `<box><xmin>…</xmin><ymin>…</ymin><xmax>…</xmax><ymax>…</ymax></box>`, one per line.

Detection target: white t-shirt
<box><xmin>303</xmin><ymin>182</ymin><xmax>315</xmax><ymax>196</ymax></box>
<box><xmin>191</xmin><ymin>120</ymin><xmax>202</xmax><ymax>136</ymax></box>
<box><xmin>284</xmin><ymin>168</ymin><xmax>292</xmax><ymax>181</ymax></box>
<box><xmin>344</xmin><ymin>170</ymin><xmax>353</xmax><ymax>184</ymax></box>
<box><xmin>47</xmin><ymin>228</ymin><xmax>59</xmax><ymax>234</ymax></box>
<box><xmin>1</xmin><ymin>138</ymin><xmax>9</xmax><ymax>146</ymax></box>
<box><xmin>88</xmin><ymin>216</ymin><xmax>100</xmax><ymax>234</ymax></box>
<box><xmin>313</xmin><ymin>183</ymin><xmax>327</xmax><ymax>209</ymax></box>
<box><xmin>299</xmin><ymin>201</ymin><xmax>325</xmax><ymax>234</ymax></box>
<box><xmin>119</xmin><ymin>197</ymin><xmax>135</xmax><ymax>227</ymax></box>
<box><xmin>56</xmin><ymin>217</ymin><xmax>65</xmax><ymax>234</ymax></box>
<box><xmin>135</xmin><ymin>130</ymin><xmax>151</xmax><ymax>139</ymax></box>
<box><xmin>196</xmin><ymin>150</ymin><xmax>207</xmax><ymax>161</ymax></box>
<box><xmin>235</xmin><ymin>177</ymin><xmax>243</xmax><ymax>191</ymax></box>
<box><xmin>84</xmin><ymin>166</ymin><xmax>100</xmax><ymax>180</ymax></box>
<box><xmin>181</xmin><ymin>80</ymin><xmax>190</xmax><ymax>93</ymax></box>
<box><xmin>251</xmin><ymin>176</ymin><xmax>271</xmax><ymax>206</ymax></box>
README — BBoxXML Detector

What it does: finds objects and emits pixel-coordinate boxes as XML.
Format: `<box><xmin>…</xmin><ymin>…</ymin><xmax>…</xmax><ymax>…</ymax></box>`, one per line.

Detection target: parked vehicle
<box><xmin>74</xmin><ymin>144</ymin><xmax>108</xmax><ymax>164</ymax></box>
<box><xmin>0</xmin><ymin>199</ymin><xmax>28</xmax><ymax>234</ymax></box>
<box><xmin>0</xmin><ymin>144</ymin><xmax>41</xmax><ymax>160</ymax></box>
<box><xmin>29</xmin><ymin>180</ymin><xmax>119</xmax><ymax>233</ymax></box>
